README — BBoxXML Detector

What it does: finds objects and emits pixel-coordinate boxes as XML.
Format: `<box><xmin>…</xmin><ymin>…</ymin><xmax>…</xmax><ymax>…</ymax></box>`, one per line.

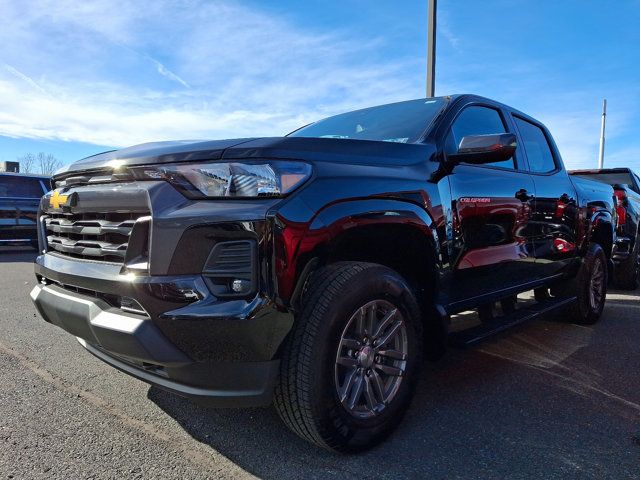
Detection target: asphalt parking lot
<box><xmin>0</xmin><ymin>247</ymin><xmax>638</xmax><ymax>479</ymax></box>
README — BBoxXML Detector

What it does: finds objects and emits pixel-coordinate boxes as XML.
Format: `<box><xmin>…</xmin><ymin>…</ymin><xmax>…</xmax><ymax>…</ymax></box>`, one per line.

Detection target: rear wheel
<box><xmin>500</xmin><ymin>295</ymin><xmax>517</xmax><ymax>315</ymax></box>
<box><xmin>274</xmin><ymin>262</ymin><xmax>423</xmax><ymax>452</ymax></box>
<box><xmin>558</xmin><ymin>243</ymin><xmax>607</xmax><ymax>325</ymax></box>
<box><xmin>614</xmin><ymin>235</ymin><xmax>639</xmax><ymax>290</ymax></box>
<box><xmin>534</xmin><ymin>287</ymin><xmax>550</xmax><ymax>301</ymax></box>
<box><xmin>477</xmin><ymin>303</ymin><xmax>494</xmax><ymax>323</ymax></box>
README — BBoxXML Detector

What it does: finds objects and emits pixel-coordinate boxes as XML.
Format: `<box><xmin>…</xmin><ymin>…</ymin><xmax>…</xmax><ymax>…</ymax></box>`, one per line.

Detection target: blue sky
<box><xmin>0</xmin><ymin>0</ymin><xmax>639</xmax><ymax>171</ymax></box>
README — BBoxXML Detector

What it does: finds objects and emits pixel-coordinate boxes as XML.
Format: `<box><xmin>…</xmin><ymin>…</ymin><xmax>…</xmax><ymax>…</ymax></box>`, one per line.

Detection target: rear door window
<box><xmin>513</xmin><ymin>117</ymin><xmax>557</xmax><ymax>174</ymax></box>
<box><xmin>0</xmin><ymin>177</ymin><xmax>46</xmax><ymax>198</ymax></box>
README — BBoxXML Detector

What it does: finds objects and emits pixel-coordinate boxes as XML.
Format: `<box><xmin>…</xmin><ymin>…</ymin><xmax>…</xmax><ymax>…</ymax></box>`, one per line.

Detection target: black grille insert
<box><xmin>44</xmin><ymin>211</ymin><xmax>149</xmax><ymax>263</ymax></box>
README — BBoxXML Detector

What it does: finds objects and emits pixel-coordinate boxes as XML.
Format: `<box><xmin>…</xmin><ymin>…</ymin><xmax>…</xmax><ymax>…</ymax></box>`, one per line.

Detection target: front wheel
<box><xmin>274</xmin><ymin>262</ymin><xmax>423</xmax><ymax>452</ymax></box>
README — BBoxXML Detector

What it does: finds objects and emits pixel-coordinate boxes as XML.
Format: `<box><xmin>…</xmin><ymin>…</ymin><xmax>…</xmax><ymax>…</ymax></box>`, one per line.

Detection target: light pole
<box><xmin>598</xmin><ymin>98</ymin><xmax>607</xmax><ymax>168</ymax></box>
<box><xmin>426</xmin><ymin>0</ymin><xmax>437</xmax><ymax>97</ymax></box>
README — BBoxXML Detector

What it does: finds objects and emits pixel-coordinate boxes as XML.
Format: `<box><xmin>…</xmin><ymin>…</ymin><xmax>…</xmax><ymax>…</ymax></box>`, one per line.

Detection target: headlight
<box><xmin>131</xmin><ymin>161</ymin><xmax>311</xmax><ymax>198</ymax></box>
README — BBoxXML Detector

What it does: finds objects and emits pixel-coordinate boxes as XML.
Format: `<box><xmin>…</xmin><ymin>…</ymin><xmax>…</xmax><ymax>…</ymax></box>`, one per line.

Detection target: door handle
<box><xmin>515</xmin><ymin>189</ymin><xmax>533</xmax><ymax>202</ymax></box>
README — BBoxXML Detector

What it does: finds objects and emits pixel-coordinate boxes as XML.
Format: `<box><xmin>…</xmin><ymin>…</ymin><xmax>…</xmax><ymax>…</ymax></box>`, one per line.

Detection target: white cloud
<box><xmin>0</xmin><ymin>0</ymin><xmax>421</xmax><ymax>149</ymax></box>
<box><xmin>437</xmin><ymin>12</ymin><xmax>461</xmax><ymax>51</ymax></box>
<box><xmin>151</xmin><ymin>59</ymin><xmax>190</xmax><ymax>88</ymax></box>
<box><xmin>3</xmin><ymin>64</ymin><xmax>49</xmax><ymax>96</ymax></box>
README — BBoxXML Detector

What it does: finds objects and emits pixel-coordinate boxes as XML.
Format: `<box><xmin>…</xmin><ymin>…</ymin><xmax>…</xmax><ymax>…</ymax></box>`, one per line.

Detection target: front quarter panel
<box><xmin>267</xmin><ymin>157</ymin><xmax>445</xmax><ymax>304</ymax></box>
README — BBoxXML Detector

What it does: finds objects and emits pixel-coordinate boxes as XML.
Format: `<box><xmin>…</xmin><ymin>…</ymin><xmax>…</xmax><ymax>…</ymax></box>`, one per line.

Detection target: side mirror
<box><xmin>448</xmin><ymin>133</ymin><xmax>517</xmax><ymax>165</ymax></box>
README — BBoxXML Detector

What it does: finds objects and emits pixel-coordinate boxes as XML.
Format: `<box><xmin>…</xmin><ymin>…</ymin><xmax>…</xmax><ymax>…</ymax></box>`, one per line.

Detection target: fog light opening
<box><xmin>231</xmin><ymin>279</ymin><xmax>251</xmax><ymax>294</ymax></box>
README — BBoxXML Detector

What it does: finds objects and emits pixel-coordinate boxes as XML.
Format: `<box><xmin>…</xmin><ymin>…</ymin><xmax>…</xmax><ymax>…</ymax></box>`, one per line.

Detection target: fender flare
<box><xmin>309</xmin><ymin>197</ymin><xmax>439</xmax><ymax>255</ymax></box>
<box><xmin>587</xmin><ymin>210</ymin><xmax>615</xmax><ymax>257</ymax></box>
<box><xmin>288</xmin><ymin>198</ymin><xmax>441</xmax><ymax>306</ymax></box>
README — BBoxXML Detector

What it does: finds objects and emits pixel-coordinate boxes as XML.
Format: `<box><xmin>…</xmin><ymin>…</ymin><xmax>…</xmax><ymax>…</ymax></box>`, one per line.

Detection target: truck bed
<box><xmin>571</xmin><ymin>175</ymin><xmax>616</xmax><ymax>207</ymax></box>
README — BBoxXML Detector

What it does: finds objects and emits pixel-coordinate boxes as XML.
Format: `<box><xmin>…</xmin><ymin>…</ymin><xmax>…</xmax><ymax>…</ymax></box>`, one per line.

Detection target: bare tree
<box><xmin>17</xmin><ymin>153</ymin><xmax>37</xmax><ymax>173</ymax></box>
<box><xmin>36</xmin><ymin>152</ymin><xmax>62</xmax><ymax>175</ymax></box>
<box><xmin>15</xmin><ymin>152</ymin><xmax>62</xmax><ymax>175</ymax></box>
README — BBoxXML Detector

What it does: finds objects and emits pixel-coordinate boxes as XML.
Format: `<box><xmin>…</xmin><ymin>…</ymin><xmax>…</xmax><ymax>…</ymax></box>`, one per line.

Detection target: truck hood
<box><xmin>55</xmin><ymin>137</ymin><xmax>435</xmax><ymax>178</ymax></box>
<box><xmin>55</xmin><ymin>138</ymin><xmax>257</xmax><ymax>176</ymax></box>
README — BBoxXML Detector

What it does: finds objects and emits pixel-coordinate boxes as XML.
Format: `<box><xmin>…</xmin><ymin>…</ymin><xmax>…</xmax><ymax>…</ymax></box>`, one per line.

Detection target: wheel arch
<box><xmin>292</xmin><ymin>199</ymin><xmax>439</xmax><ymax>295</ymax></box>
<box><xmin>286</xmin><ymin>198</ymin><xmax>447</xmax><ymax>359</ymax></box>
<box><xmin>588</xmin><ymin>210</ymin><xmax>614</xmax><ymax>259</ymax></box>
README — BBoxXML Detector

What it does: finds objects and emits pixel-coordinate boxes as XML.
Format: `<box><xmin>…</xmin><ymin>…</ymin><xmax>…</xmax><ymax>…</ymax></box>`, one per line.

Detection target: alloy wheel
<box><xmin>334</xmin><ymin>299</ymin><xmax>408</xmax><ymax>419</ymax></box>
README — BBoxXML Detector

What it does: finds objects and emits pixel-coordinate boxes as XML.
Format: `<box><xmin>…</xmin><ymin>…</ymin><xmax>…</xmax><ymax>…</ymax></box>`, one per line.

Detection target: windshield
<box><xmin>288</xmin><ymin>98</ymin><xmax>447</xmax><ymax>143</ymax></box>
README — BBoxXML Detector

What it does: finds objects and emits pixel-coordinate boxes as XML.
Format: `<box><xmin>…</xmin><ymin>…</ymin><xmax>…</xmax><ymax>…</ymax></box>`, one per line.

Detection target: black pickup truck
<box><xmin>0</xmin><ymin>173</ymin><xmax>50</xmax><ymax>249</ymax></box>
<box><xmin>570</xmin><ymin>168</ymin><xmax>640</xmax><ymax>289</ymax></box>
<box><xmin>31</xmin><ymin>94</ymin><xmax>616</xmax><ymax>452</ymax></box>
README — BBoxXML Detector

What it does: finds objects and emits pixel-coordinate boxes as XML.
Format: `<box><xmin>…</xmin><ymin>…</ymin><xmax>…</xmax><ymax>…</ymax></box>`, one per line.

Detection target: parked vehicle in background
<box><xmin>570</xmin><ymin>168</ymin><xmax>640</xmax><ymax>289</ymax></box>
<box><xmin>31</xmin><ymin>94</ymin><xmax>616</xmax><ymax>452</ymax></box>
<box><xmin>0</xmin><ymin>173</ymin><xmax>50</xmax><ymax>250</ymax></box>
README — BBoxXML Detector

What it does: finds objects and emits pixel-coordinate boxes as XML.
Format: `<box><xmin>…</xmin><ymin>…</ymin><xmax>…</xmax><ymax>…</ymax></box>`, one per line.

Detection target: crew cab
<box><xmin>31</xmin><ymin>95</ymin><xmax>615</xmax><ymax>452</ymax></box>
<box><xmin>570</xmin><ymin>167</ymin><xmax>640</xmax><ymax>289</ymax></box>
<box><xmin>0</xmin><ymin>173</ymin><xmax>50</xmax><ymax>249</ymax></box>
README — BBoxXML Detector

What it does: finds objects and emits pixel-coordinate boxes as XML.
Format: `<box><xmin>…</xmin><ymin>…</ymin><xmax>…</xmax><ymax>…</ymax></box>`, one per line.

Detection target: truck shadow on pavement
<box><xmin>147</xmin><ymin>311</ymin><xmax>640</xmax><ymax>479</ymax></box>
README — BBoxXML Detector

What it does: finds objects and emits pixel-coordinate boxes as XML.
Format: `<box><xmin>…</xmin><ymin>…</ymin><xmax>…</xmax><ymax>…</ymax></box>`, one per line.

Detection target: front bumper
<box><xmin>79</xmin><ymin>338</ymin><xmax>279</xmax><ymax>407</ymax></box>
<box><xmin>31</xmin><ymin>275</ymin><xmax>286</xmax><ymax>407</ymax></box>
<box><xmin>31</xmin><ymin>283</ymin><xmax>189</xmax><ymax>365</ymax></box>
<box><xmin>31</xmin><ymin>280</ymin><xmax>283</xmax><ymax>407</ymax></box>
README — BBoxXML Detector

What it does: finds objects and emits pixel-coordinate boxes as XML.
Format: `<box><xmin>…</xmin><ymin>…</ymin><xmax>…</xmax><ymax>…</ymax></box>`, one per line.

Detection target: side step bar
<box><xmin>448</xmin><ymin>296</ymin><xmax>577</xmax><ymax>348</ymax></box>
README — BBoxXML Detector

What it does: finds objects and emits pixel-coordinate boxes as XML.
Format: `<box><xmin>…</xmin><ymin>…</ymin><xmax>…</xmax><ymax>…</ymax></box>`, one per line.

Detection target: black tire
<box><xmin>274</xmin><ymin>262</ymin><xmax>423</xmax><ymax>453</ymax></box>
<box><xmin>477</xmin><ymin>303</ymin><xmax>494</xmax><ymax>323</ymax></box>
<box><xmin>534</xmin><ymin>287</ymin><xmax>550</xmax><ymax>301</ymax></box>
<box><xmin>559</xmin><ymin>243</ymin><xmax>608</xmax><ymax>325</ymax></box>
<box><xmin>500</xmin><ymin>295</ymin><xmax>517</xmax><ymax>315</ymax></box>
<box><xmin>613</xmin><ymin>235</ymin><xmax>639</xmax><ymax>290</ymax></box>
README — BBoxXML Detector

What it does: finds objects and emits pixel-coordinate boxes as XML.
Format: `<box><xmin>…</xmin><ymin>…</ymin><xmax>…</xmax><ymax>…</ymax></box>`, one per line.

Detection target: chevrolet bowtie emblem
<box><xmin>49</xmin><ymin>190</ymin><xmax>70</xmax><ymax>209</ymax></box>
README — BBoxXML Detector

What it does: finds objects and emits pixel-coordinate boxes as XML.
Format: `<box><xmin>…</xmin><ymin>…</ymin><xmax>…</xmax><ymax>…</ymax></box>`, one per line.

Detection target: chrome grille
<box><xmin>44</xmin><ymin>211</ymin><xmax>148</xmax><ymax>263</ymax></box>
